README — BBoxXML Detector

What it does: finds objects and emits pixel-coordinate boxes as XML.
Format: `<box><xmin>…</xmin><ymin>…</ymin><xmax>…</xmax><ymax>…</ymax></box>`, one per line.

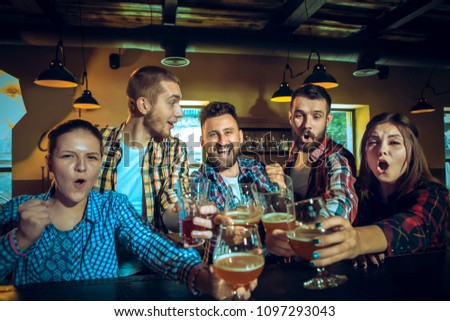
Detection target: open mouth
<box><xmin>74</xmin><ymin>179</ymin><xmax>86</xmax><ymax>187</ymax></box>
<box><xmin>301</xmin><ymin>131</ymin><xmax>314</xmax><ymax>142</ymax></box>
<box><xmin>377</xmin><ymin>160</ymin><xmax>389</xmax><ymax>173</ymax></box>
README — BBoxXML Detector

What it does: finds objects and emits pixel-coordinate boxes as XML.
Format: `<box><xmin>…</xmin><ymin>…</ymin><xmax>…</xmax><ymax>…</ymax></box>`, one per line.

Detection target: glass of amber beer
<box><xmin>223</xmin><ymin>183</ymin><xmax>262</xmax><ymax>225</ymax></box>
<box><xmin>252</xmin><ymin>174</ymin><xmax>294</xmax><ymax>234</ymax></box>
<box><xmin>213</xmin><ymin>223</ymin><xmax>265</xmax><ymax>300</ymax></box>
<box><xmin>286</xmin><ymin>196</ymin><xmax>347</xmax><ymax>289</ymax></box>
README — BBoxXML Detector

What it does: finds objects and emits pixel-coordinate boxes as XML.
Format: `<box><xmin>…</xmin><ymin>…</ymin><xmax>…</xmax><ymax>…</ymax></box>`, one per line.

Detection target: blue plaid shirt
<box><xmin>0</xmin><ymin>190</ymin><xmax>202</xmax><ymax>288</ymax></box>
<box><xmin>191</xmin><ymin>157</ymin><xmax>276</xmax><ymax>212</ymax></box>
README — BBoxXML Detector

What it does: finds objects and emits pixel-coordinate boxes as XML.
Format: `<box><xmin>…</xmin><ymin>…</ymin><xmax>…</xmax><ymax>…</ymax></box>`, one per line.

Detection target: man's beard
<box><xmin>295</xmin><ymin>128</ymin><xmax>326</xmax><ymax>152</ymax></box>
<box><xmin>205</xmin><ymin>143</ymin><xmax>239</xmax><ymax>172</ymax></box>
<box><xmin>143</xmin><ymin>111</ymin><xmax>170</xmax><ymax>141</ymax></box>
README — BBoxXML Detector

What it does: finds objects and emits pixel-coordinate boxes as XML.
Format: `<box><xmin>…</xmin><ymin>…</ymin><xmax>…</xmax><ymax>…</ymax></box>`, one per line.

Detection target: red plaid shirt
<box><xmin>355</xmin><ymin>181</ymin><xmax>448</xmax><ymax>256</ymax></box>
<box><xmin>285</xmin><ymin>135</ymin><xmax>358</xmax><ymax>222</ymax></box>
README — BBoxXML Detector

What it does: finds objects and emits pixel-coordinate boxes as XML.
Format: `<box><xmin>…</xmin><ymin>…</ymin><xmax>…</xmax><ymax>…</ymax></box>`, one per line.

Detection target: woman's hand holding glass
<box><xmin>286</xmin><ymin>197</ymin><xmax>347</xmax><ymax>289</ymax></box>
<box><xmin>308</xmin><ymin>215</ymin><xmax>387</xmax><ymax>269</ymax></box>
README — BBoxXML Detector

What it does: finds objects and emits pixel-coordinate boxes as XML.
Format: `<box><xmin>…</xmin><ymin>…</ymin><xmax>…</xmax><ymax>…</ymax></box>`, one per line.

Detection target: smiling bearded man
<box><xmin>191</xmin><ymin>102</ymin><xmax>276</xmax><ymax>213</ymax></box>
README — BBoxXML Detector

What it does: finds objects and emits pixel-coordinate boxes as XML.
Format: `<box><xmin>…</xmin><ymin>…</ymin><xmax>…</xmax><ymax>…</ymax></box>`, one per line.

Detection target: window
<box><xmin>330</xmin><ymin>104</ymin><xmax>370</xmax><ymax>172</ymax></box>
<box><xmin>172</xmin><ymin>108</ymin><xmax>203</xmax><ymax>168</ymax></box>
<box><xmin>0</xmin><ymin>135</ymin><xmax>12</xmax><ymax>204</ymax></box>
<box><xmin>444</xmin><ymin>110</ymin><xmax>450</xmax><ymax>187</ymax></box>
<box><xmin>327</xmin><ymin>109</ymin><xmax>354</xmax><ymax>154</ymax></box>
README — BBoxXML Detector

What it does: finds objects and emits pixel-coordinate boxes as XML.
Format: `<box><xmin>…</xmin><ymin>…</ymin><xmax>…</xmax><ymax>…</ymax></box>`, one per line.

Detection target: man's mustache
<box><xmin>206</xmin><ymin>142</ymin><xmax>238</xmax><ymax>153</ymax></box>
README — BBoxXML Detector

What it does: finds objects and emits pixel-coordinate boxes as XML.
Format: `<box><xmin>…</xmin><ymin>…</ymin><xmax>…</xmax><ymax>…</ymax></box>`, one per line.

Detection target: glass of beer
<box><xmin>223</xmin><ymin>183</ymin><xmax>262</xmax><ymax>225</ymax></box>
<box><xmin>286</xmin><ymin>196</ymin><xmax>347</xmax><ymax>289</ymax></box>
<box><xmin>176</xmin><ymin>177</ymin><xmax>210</xmax><ymax>247</ymax></box>
<box><xmin>213</xmin><ymin>223</ymin><xmax>265</xmax><ymax>300</ymax></box>
<box><xmin>252</xmin><ymin>174</ymin><xmax>294</xmax><ymax>234</ymax></box>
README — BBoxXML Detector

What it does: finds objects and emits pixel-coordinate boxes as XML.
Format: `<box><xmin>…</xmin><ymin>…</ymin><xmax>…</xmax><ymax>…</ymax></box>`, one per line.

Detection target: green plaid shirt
<box><xmin>95</xmin><ymin>124</ymin><xmax>189</xmax><ymax>228</ymax></box>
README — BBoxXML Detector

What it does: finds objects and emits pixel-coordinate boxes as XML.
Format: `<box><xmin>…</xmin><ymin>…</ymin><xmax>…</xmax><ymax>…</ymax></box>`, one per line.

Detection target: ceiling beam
<box><xmin>355</xmin><ymin>0</ymin><xmax>445</xmax><ymax>39</ymax></box>
<box><xmin>163</xmin><ymin>0</ymin><xmax>178</xmax><ymax>26</ymax></box>
<box><xmin>264</xmin><ymin>0</ymin><xmax>302</xmax><ymax>32</ymax></box>
<box><xmin>282</xmin><ymin>0</ymin><xmax>326</xmax><ymax>30</ymax></box>
<box><xmin>2</xmin><ymin>22</ymin><xmax>449</xmax><ymax>69</ymax></box>
<box><xmin>265</xmin><ymin>0</ymin><xmax>326</xmax><ymax>33</ymax></box>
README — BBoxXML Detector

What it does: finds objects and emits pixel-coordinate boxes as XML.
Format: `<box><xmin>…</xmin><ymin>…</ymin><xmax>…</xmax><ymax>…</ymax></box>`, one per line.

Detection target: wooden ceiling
<box><xmin>1</xmin><ymin>0</ymin><xmax>450</xmax><ymax>68</ymax></box>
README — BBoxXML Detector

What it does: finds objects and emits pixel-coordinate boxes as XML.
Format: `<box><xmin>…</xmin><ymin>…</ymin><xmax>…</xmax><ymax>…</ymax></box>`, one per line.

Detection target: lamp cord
<box><xmin>78</xmin><ymin>0</ymin><xmax>88</xmax><ymax>90</ymax></box>
<box><xmin>421</xmin><ymin>61</ymin><xmax>450</xmax><ymax>97</ymax></box>
<box><xmin>56</xmin><ymin>38</ymin><xmax>65</xmax><ymax>64</ymax></box>
<box><xmin>284</xmin><ymin>0</ymin><xmax>318</xmax><ymax>80</ymax></box>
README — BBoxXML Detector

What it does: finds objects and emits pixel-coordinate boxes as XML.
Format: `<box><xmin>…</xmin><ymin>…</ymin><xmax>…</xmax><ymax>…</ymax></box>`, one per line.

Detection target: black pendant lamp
<box><xmin>34</xmin><ymin>38</ymin><xmax>78</xmax><ymax>88</ymax></box>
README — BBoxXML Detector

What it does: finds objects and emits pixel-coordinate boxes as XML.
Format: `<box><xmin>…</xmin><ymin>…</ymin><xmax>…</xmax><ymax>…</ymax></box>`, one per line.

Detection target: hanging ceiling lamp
<box><xmin>410</xmin><ymin>98</ymin><xmax>435</xmax><ymax>114</ymax></box>
<box><xmin>73</xmin><ymin>72</ymin><xmax>101</xmax><ymax>109</ymax></box>
<box><xmin>271</xmin><ymin>1</ymin><xmax>337</xmax><ymax>102</ymax></box>
<box><xmin>303</xmin><ymin>49</ymin><xmax>338</xmax><ymax>89</ymax></box>
<box><xmin>410</xmin><ymin>84</ymin><xmax>435</xmax><ymax>114</ymax></box>
<box><xmin>73</xmin><ymin>2</ymin><xmax>100</xmax><ymax>111</ymax></box>
<box><xmin>409</xmin><ymin>64</ymin><xmax>450</xmax><ymax>114</ymax></box>
<box><xmin>34</xmin><ymin>38</ymin><xmax>78</xmax><ymax>88</ymax></box>
<box><xmin>271</xmin><ymin>64</ymin><xmax>293</xmax><ymax>102</ymax></box>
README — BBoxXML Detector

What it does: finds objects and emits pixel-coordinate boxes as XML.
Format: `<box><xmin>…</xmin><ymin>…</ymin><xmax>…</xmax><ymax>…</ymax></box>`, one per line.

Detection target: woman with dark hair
<box><xmin>268</xmin><ymin>113</ymin><xmax>448</xmax><ymax>267</ymax></box>
<box><xmin>0</xmin><ymin>119</ymin><xmax>256</xmax><ymax>300</ymax></box>
<box><xmin>313</xmin><ymin>113</ymin><xmax>448</xmax><ymax>267</ymax></box>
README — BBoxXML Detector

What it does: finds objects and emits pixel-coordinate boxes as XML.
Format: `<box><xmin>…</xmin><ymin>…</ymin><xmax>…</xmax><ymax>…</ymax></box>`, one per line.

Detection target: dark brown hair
<box><xmin>199</xmin><ymin>101</ymin><xmax>239</xmax><ymax>127</ymax></box>
<box><xmin>290</xmin><ymin>83</ymin><xmax>332</xmax><ymax>114</ymax></box>
<box><xmin>359</xmin><ymin>112</ymin><xmax>441</xmax><ymax>200</ymax></box>
<box><xmin>47</xmin><ymin>119</ymin><xmax>103</xmax><ymax>156</ymax></box>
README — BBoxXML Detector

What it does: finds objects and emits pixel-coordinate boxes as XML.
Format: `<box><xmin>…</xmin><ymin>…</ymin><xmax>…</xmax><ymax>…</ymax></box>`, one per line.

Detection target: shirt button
<box><xmin>75</xmin><ymin>228</ymin><xmax>80</xmax><ymax>233</ymax></box>
<box><xmin>74</xmin><ymin>255</ymin><xmax>79</xmax><ymax>259</ymax></box>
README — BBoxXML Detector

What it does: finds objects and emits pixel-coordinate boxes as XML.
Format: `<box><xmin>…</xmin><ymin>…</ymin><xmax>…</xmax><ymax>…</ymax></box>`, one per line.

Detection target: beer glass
<box><xmin>176</xmin><ymin>177</ymin><xmax>210</xmax><ymax>247</ymax></box>
<box><xmin>223</xmin><ymin>183</ymin><xmax>262</xmax><ymax>225</ymax></box>
<box><xmin>252</xmin><ymin>174</ymin><xmax>294</xmax><ymax>234</ymax></box>
<box><xmin>287</xmin><ymin>196</ymin><xmax>347</xmax><ymax>289</ymax></box>
<box><xmin>213</xmin><ymin>223</ymin><xmax>264</xmax><ymax>300</ymax></box>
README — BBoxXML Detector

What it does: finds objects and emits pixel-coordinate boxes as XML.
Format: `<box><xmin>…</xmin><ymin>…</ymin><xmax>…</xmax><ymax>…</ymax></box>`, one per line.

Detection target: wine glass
<box><xmin>213</xmin><ymin>223</ymin><xmax>265</xmax><ymax>300</ymax></box>
<box><xmin>286</xmin><ymin>196</ymin><xmax>347</xmax><ymax>289</ymax></box>
<box><xmin>252</xmin><ymin>174</ymin><xmax>295</xmax><ymax>234</ymax></box>
<box><xmin>223</xmin><ymin>183</ymin><xmax>262</xmax><ymax>225</ymax></box>
<box><xmin>176</xmin><ymin>177</ymin><xmax>210</xmax><ymax>248</ymax></box>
